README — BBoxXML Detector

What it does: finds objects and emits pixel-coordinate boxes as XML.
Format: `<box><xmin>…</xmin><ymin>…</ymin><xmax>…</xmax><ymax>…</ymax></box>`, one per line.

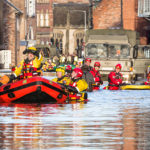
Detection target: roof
<box><xmin>87</xmin><ymin>35</ymin><xmax>129</xmax><ymax>45</ymax></box>
<box><xmin>4</xmin><ymin>0</ymin><xmax>23</xmax><ymax>14</ymax></box>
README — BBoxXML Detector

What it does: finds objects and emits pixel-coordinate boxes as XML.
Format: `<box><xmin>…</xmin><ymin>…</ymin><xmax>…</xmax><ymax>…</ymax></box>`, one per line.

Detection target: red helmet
<box><xmin>73</xmin><ymin>68</ymin><xmax>83</xmax><ymax>78</ymax></box>
<box><xmin>66</xmin><ymin>65</ymin><xmax>72</xmax><ymax>71</ymax></box>
<box><xmin>94</xmin><ymin>62</ymin><xmax>101</xmax><ymax>67</ymax></box>
<box><xmin>85</xmin><ymin>58</ymin><xmax>91</xmax><ymax>62</ymax></box>
<box><xmin>115</xmin><ymin>64</ymin><xmax>122</xmax><ymax>69</ymax></box>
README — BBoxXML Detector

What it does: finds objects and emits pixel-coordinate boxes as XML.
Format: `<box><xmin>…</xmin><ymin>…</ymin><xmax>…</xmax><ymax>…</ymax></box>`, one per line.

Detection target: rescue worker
<box><xmin>81</xmin><ymin>58</ymin><xmax>94</xmax><ymax>92</ymax></box>
<box><xmin>82</xmin><ymin>58</ymin><xmax>93</xmax><ymax>71</ymax></box>
<box><xmin>144</xmin><ymin>66</ymin><xmax>150</xmax><ymax>85</ymax></box>
<box><xmin>9</xmin><ymin>47</ymin><xmax>43</xmax><ymax>82</ymax></box>
<box><xmin>44</xmin><ymin>59</ymin><xmax>56</xmax><ymax>71</ymax></box>
<box><xmin>52</xmin><ymin>55</ymin><xmax>59</xmax><ymax>66</ymax></box>
<box><xmin>90</xmin><ymin>62</ymin><xmax>103</xmax><ymax>90</ymax></box>
<box><xmin>144</xmin><ymin>73</ymin><xmax>150</xmax><ymax>85</ymax></box>
<box><xmin>65</xmin><ymin>65</ymin><xmax>72</xmax><ymax>78</ymax></box>
<box><xmin>73</xmin><ymin>54</ymin><xmax>78</xmax><ymax>66</ymax></box>
<box><xmin>66</xmin><ymin>68</ymin><xmax>88</xmax><ymax>93</ymax></box>
<box><xmin>66</xmin><ymin>54</ymin><xmax>72</xmax><ymax>64</ymax></box>
<box><xmin>59</xmin><ymin>54</ymin><xmax>66</xmax><ymax>65</ymax></box>
<box><xmin>108</xmin><ymin>64</ymin><xmax>123</xmax><ymax>90</ymax></box>
<box><xmin>52</xmin><ymin>66</ymin><xmax>71</xmax><ymax>85</ymax></box>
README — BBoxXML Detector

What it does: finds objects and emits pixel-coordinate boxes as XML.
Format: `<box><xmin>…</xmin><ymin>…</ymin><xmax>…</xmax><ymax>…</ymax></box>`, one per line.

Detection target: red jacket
<box><xmin>144</xmin><ymin>81</ymin><xmax>150</xmax><ymax>85</ymax></box>
<box><xmin>90</xmin><ymin>68</ymin><xmax>103</xmax><ymax>84</ymax></box>
<box><xmin>108</xmin><ymin>71</ymin><xmax>123</xmax><ymax>86</ymax></box>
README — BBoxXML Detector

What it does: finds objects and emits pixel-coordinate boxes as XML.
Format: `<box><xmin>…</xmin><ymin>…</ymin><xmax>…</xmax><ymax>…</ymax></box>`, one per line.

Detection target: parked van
<box><xmin>85</xmin><ymin>29</ymin><xmax>150</xmax><ymax>82</ymax></box>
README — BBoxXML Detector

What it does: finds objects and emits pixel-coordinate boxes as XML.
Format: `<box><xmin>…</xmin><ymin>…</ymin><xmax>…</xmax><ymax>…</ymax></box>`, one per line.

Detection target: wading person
<box><xmin>52</xmin><ymin>66</ymin><xmax>71</xmax><ymax>85</ymax></box>
<box><xmin>82</xmin><ymin>58</ymin><xmax>93</xmax><ymax>71</ymax></box>
<box><xmin>81</xmin><ymin>58</ymin><xmax>94</xmax><ymax>92</ymax></box>
<box><xmin>90</xmin><ymin>62</ymin><xmax>103</xmax><ymax>90</ymax></box>
<box><xmin>108</xmin><ymin>64</ymin><xmax>123</xmax><ymax>90</ymax></box>
<box><xmin>66</xmin><ymin>68</ymin><xmax>88</xmax><ymax>93</ymax></box>
<box><xmin>65</xmin><ymin>65</ymin><xmax>72</xmax><ymax>78</ymax></box>
<box><xmin>144</xmin><ymin>72</ymin><xmax>150</xmax><ymax>85</ymax></box>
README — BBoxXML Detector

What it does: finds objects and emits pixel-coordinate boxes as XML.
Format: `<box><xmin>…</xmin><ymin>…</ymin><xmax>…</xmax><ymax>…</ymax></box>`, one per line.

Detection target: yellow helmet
<box><xmin>56</xmin><ymin>66</ymin><xmax>65</xmax><ymax>76</ymax></box>
<box><xmin>23</xmin><ymin>47</ymin><xmax>38</xmax><ymax>55</ymax></box>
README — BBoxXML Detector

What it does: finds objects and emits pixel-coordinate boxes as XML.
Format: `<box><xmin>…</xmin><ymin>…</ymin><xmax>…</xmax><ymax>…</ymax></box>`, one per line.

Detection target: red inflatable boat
<box><xmin>0</xmin><ymin>77</ymin><xmax>67</xmax><ymax>103</ymax></box>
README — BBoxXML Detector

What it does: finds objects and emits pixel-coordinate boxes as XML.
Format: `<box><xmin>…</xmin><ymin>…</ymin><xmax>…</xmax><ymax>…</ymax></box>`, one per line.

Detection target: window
<box><xmin>85</xmin><ymin>44</ymin><xmax>130</xmax><ymax>59</ymax></box>
<box><xmin>40</xmin><ymin>13</ymin><xmax>44</xmax><ymax>27</ymax></box>
<box><xmin>138</xmin><ymin>0</ymin><xmax>150</xmax><ymax>17</ymax></box>
<box><xmin>37</xmin><ymin>12</ymin><xmax>40</xmax><ymax>27</ymax></box>
<box><xmin>86</xmin><ymin>43</ymin><xmax>107</xmax><ymax>58</ymax></box>
<box><xmin>108</xmin><ymin>44</ymin><xmax>130</xmax><ymax>59</ymax></box>
<box><xmin>138</xmin><ymin>46</ymin><xmax>150</xmax><ymax>59</ymax></box>
<box><xmin>38</xmin><ymin>10</ymin><xmax>49</xmax><ymax>27</ymax></box>
<box><xmin>36</xmin><ymin>0</ymin><xmax>49</xmax><ymax>3</ymax></box>
<box><xmin>45</xmin><ymin>13</ymin><xmax>49</xmax><ymax>27</ymax></box>
<box><xmin>28</xmin><ymin>26</ymin><xmax>34</xmax><ymax>40</ymax></box>
<box><xmin>27</xmin><ymin>0</ymin><xmax>35</xmax><ymax>17</ymax></box>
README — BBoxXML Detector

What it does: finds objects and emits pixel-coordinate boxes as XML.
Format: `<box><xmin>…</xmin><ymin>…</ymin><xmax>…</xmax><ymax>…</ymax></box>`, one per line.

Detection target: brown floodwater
<box><xmin>0</xmin><ymin>89</ymin><xmax>150</xmax><ymax>150</ymax></box>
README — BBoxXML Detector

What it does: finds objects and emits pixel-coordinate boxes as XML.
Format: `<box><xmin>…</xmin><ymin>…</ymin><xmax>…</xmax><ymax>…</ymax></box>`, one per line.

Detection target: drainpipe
<box><xmin>121</xmin><ymin>0</ymin><xmax>123</xmax><ymax>28</ymax></box>
<box><xmin>89</xmin><ymin>0</ymin><xmax>93</xmax><ymax>29</ymax></box>
<box><xmin>15</xmin><ymin>13</ymin><xmax>18</xmax><ymax>65</ymax></box>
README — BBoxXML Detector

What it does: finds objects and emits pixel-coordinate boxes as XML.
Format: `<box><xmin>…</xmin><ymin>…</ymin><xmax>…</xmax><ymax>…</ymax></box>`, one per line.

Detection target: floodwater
<box><xmin>0</xmin><ymin>84</ymin><xmax>150</xmax><ymax>150</ymax></box>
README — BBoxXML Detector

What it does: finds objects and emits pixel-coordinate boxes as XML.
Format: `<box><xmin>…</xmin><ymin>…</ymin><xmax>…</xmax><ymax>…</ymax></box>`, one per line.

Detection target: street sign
<box><xmin>20</xmin><ymin>41</ymin><xmax>28</xmax><ymax>46</ymax></box>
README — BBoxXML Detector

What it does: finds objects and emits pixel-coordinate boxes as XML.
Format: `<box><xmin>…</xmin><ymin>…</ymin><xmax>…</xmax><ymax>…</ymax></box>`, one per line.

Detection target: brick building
<box><xmin>0</xmin><ymin>0</ymin><xmax>24</xmax><ymax>67</ymax></box>
<box><xmin>93</xmin><ymin>0</ymin><xmax>150</xmax><ymax>45</ymax></box>
<box><xmin>1</xmin><ymin>0</ymin><xmax>92</xmax><ymax>68</ymax></box>
<box><xmin>26</xmin><ymin>0</ymin><xmax>92</xmax><ymax>56</ymax></box>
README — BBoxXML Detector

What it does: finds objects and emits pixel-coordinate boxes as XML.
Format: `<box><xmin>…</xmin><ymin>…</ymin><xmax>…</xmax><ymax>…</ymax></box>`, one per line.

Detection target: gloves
<box><xmin>66</xmin><ymin>86</ymin><xmax>78</xmax><ymax>93</ymax></box>
<box><xmin>9</xmin><ymin>74</ymin><xmax>16</xmax><ymax>83</ymax></box>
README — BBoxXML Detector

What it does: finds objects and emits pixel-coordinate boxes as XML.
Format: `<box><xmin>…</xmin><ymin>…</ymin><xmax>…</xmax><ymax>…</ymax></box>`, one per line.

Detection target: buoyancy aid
<box><xmin>52</xmin><ymin>76</ymin><xmax>71</xmax><ymax>85</ymax></box>
<box><xmin>70</xmin><ymin>78</ymin><xmax>88</xmax><ymax>92</ymax></box>
<box><xmin>14</xmin><ymin>54</ymin><xmax>43</xmax><ymax>79</ymax></box>
<box><xmin>90</xmin><ymin>68</ymin><xmax>103</xmax><ymax>84</ymax></box>
<box><xmin>22</xmin><ymin>61</ymin><xmax>41</xmax><ymax>78</ymax></box>
<box><xmin>68</xmin><ymin>78</ymin><xmax>88</xmax><ymax>101</ymax></box>
<box><xmin>108</xmin><ymin>71</ymin><xmax>122</xmax><ymax>89</ymax></box>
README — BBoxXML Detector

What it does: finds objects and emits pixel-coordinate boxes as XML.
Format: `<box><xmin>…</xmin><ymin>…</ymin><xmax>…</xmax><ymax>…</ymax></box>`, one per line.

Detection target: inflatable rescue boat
<box><xmin>0</xmin><ymin>77</ymin><xmax>67</xmax><ymax>103</ymax></box>
<box><xmin>120</xmin><ymin>84</ymin><xmax>150</xmax><ymax>90</ymax></box>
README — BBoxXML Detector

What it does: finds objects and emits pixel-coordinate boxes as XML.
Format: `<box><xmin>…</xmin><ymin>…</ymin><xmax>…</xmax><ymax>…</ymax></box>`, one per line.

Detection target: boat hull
<box><xmin>0</xmin><ymin>77</ymin><xmax>67</xmax><ymax>103</ymax></box>
<box><xmin>120</xmin><ymin>85</ymin><xmax>150</xmax><ymax>90</ymax></box>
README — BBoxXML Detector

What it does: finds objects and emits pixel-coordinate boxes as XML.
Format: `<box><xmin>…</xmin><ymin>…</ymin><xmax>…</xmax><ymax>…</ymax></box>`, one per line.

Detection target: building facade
<box><xmin>0</xmin><ymin>0</ymin><xmax>25</xmax><ymax>67</ymax></box>
<box><xmin>53</xmin><ymin>0</ymin><xmax>91</xmax><ymax>56</ymax></box>
<box><xmin>93</xmin><ymin>0</ymin><xmax>150</xmax><ymax>45</ymax></box>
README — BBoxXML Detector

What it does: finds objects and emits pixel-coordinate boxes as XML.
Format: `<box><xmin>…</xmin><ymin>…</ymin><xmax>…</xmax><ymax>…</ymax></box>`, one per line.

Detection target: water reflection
<box><xmin>0</xmin><ymin>90</ymin><xmax>150</xmax><ymax>150</ymax></box>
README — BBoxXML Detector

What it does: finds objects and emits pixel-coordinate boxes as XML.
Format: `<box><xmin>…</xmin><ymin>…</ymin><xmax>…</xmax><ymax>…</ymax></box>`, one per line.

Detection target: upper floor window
<box><xmin>37</xmin><ymin>10</ymin><xmax>49</xmax><ymax>27</ymax></box>
<box><xmin>28</xmin><ymin>26</ymin><xmax>34</xmax><ymax>40</ymax></box>
<box><xmin>26</xmin><ymin>0</ymin><xmax>35</xmax><ymax>17</ymax></box>
<box><xmin>138</xmin><ymin>0</ymin><xmax>150</xmax><ymax>17</ymax></box>
<box><xmin>37</xmin><ymin>0</ymin><xmax>49</xmax><ymax>3</ymax></box>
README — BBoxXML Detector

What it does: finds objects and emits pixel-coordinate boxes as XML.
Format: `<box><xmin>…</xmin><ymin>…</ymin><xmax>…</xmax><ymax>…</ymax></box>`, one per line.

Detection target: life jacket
<box><xmin>52</xmin><ymin>76</ymin><xmax>71</xmax><ymax>85</ymax></box>
<box><xmin>70</xmin><ymin>78</ymin><xmax>80</xmax><ymax>87</ymax></box>
<box><xmin>108</xmin><ymin>71</ymin><xmax>122</xmax><ymax>87</ymax></box>
<box><xmin>70</xmin><ymin>78</ymin><xmax>88</xmax><ymax>92</ymax></box>
<box><xmin>90</xmin><ymin>68</ymin><xmax>102</xmax><ymax>82</ymax></box>
<box><xmin>69</xmin><ymin>78</ymin><xmax>88</xmax><ymax>101</ymax></box>
<box><xmin>22</xmin><ymin>60</ymin><xmax>41</xmax><ymax>79</ymax></box>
